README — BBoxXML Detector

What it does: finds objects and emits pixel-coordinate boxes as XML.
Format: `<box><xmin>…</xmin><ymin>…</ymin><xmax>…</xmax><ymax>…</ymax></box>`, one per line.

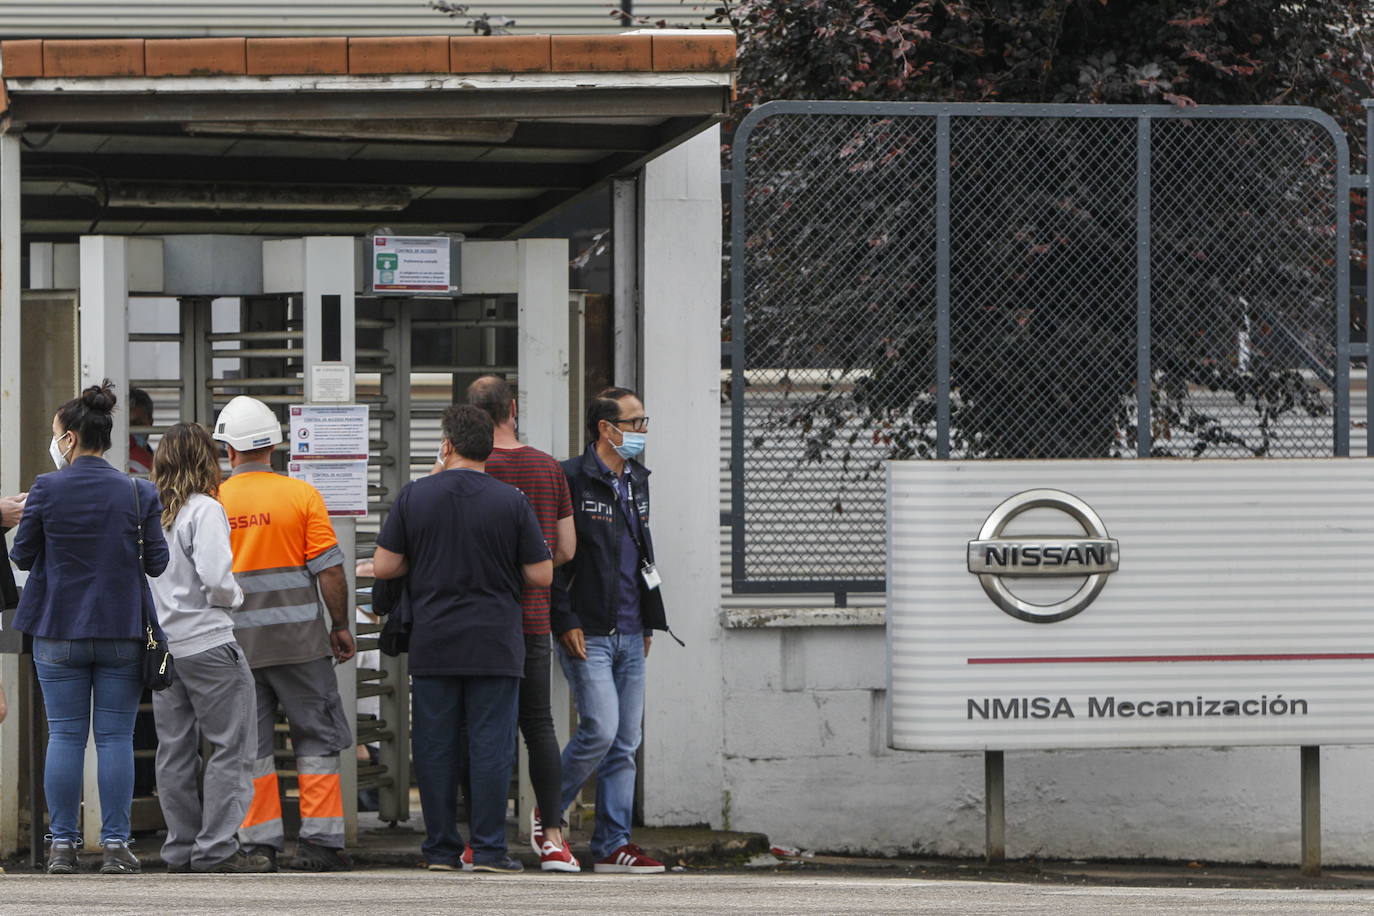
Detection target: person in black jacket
<box><xmin>0</xmin><ymin>490</ymin><xmax>26</xmax><ymax>724</ymax></box>
<box><xmin>550</xmin><ymin>387</ymin><xmax>670</xmax><ymax>875</ymax></box>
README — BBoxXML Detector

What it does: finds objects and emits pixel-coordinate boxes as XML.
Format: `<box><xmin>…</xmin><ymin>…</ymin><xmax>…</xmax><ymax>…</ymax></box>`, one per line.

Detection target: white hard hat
<box><xmin>213</xmin><ymin>395</ymin><xmax>282</xmax><ymax>451</ymax></box>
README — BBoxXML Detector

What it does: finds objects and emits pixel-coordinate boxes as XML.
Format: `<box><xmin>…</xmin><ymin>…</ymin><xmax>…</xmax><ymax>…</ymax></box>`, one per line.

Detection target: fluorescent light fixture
<box><xmin>104</xmin><ymin>181</ymin><xmax>412</xmax><ymax>212</ymax></box>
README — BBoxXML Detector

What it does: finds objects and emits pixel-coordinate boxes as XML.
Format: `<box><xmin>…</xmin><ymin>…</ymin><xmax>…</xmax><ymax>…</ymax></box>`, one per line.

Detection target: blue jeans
<box><xmin>411</xmin><ymin>675</ymin><xmax>519</xmax><ymax>866</ymax></box>
<box><xmin>558</xmin><ymin>633</ymin><xmax>646</xmax><ymax>859</ymax></box>
<box><xmin>33</xmin><ymin>637</ymin><xmax>144</xmax><ymax>843</ymax></box>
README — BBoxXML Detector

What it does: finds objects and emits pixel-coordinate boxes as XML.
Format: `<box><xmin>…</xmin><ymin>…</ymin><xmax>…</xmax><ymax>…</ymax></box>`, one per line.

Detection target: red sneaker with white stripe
<box><xmin>539</xmin><ymin>840</ymin><xmax>581</xmax><ymax>873</ymax></box>
<box><xmin>461</xmin><ymin>844</ymin><xmax>473</xmax><ymax>872</ymax></box>
<box><xmin>593</xmin><ymin>844</ymin><xmax>665</xmax><ymax>874</ymax></box>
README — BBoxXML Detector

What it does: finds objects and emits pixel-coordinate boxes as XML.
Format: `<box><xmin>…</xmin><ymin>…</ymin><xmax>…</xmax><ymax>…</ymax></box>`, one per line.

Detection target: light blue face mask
<box><xmin>614</xmin><ymin>431</ymin><xmax>646</xmax><ymax>460</ymax></box>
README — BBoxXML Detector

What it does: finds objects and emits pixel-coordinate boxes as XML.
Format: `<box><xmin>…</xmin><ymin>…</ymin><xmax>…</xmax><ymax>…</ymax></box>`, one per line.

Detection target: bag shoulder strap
<box><xmin>130</xmin><ymin>477</ymin><xmax>152</xmax><ymax>636</ymax></box>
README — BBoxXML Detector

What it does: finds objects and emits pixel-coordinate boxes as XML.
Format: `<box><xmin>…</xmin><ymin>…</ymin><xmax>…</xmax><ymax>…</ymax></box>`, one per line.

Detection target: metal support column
<box><xmin>302</xmin><ymin>237</ymin><xmax>360</xmax><ymax>845</ymax></box>
<box><xmin>0</xmin><ymin>129</ymin><xmax>22</xmax><ymax>858</ymax></box>
<box><xmin>984</xmin><ymin>750</ymin><xmax>1005</xmax><ymax>864</ymax></box>
<box><xmin>77</xmin><ymin>235</ymin><xmax>133</xmax><ymax>848</ymax></box>
<box><xmin>78</xmin><ymin>237</ymin><xmax>131</xmax><ymax>473</ymax></box>
<box><xmin>177</xmin><ymin>297</ymin><xmax>213</xmax><ymax>426</ymax></box>
<box><xmin>1300</xmin><ymin>745</ymin><xmax>1321</xmax><ymax>876</ymax></box>
<box><xmin>516</xmin><ymin>239</ymin><xmax>571</xmax><ymax>458</ymax></box>
<box><xmin>611</xmin><ymin>177</ymin><xmax>640</xmax><ymax>389</ymax></box>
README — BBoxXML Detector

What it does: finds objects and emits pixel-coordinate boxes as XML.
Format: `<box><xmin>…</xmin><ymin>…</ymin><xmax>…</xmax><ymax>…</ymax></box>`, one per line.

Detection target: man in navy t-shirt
<box><xmin>373</xmin><ymin>404</ymin><xmax>551</xmax><ymax>874</ymax></box>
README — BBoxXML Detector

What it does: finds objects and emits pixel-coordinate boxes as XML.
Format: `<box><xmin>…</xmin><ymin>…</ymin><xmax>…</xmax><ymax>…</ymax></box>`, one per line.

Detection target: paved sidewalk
<box><xmin>5</xmin><ymin>871</ymin><xmax>1374</xmax><ymax>916</ymax></box>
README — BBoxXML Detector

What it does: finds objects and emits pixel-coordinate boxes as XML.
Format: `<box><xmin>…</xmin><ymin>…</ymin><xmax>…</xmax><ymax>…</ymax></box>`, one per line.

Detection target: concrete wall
<box><xmin>640</xmin><ymin>126</ymin><xmax>726</xmax><ymax>829</ymax></box>
<box><xmin>719</xmin><ymin>620</ymin><xmax>1374</xmax><ymax>865</ymax></box>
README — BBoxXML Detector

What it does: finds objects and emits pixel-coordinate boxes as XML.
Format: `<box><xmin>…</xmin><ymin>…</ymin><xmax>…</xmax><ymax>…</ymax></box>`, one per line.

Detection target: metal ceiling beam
<box><xmin>24</xmin><ymin>196</ymin><xmax>530</xmax><ymax>226</ymax></box>
<box><xmin>506</xmin><ymin>115</ymin><xmax>722</xmax><ymax>237</ymax></box>
<box><xmin>31</xmin><ymin>121</ymin><xmax>677</xmax><ymax>154</ymax></box>
<box><xmin>24</xmin><ymin>153</ymin><xmax>594</xmax><ymax>191</ymax></box>
<box><xmin>8</xmin><ymin>88</ymin><xmax>729</xmax><ymax>126</ymax></box>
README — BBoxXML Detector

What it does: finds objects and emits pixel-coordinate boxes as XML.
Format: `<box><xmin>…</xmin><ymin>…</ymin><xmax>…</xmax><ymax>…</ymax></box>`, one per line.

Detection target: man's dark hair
<box><xmin>442</xmin><ymin>404</ymin><xmax>494</xmax><ymax>462</ymax></box>
<box><xmin>129</xmin><ymin>387</ymin><xmax>154</xmax><ymax>416</ymax></box>
<box><xmin>466</xmin><ymin>374</ymin><xmax>515</xmax><ymax>425</ymax></box>
<box><xmin>586</xmin><ymin>386</ymin><xmax>639</xmax><ymax>443</ymax></box>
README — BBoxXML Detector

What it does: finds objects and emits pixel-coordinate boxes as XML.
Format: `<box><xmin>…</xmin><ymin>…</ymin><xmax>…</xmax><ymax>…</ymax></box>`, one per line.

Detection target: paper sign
<box><xmin>372</xmin><ymin>235</ymin><xmax>451</xmax><ymax>292</ymax></box>
<box><xmin>289</xmin><ymin>405</ymin><xmax>369</xmax><ymax>460</ymax></box>
<box><xmin>288</xmin><ymin>460</ymin><xmax>368</xmax><ymax>517</ymax></box>
<box><xmin>311</xmin><ymin>364</ymin><xmax>352</xmax><ymax>403</ymax></box>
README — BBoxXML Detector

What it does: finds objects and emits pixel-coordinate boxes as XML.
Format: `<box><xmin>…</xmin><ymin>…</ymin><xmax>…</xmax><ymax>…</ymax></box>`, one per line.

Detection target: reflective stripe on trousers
<box><xmin>238</xmin><ymin>755</ymin><xmax>283</xmax><ymax>850</ymax></box>
<box><xmin>238</xmin><ymin>754</ymin><xmax>345</xmax><ymax>850</ymax></box>
<box><xmin>297</xmin><ymin>755</ymin><xmax>345</xmax><ymax>848</ymax></box>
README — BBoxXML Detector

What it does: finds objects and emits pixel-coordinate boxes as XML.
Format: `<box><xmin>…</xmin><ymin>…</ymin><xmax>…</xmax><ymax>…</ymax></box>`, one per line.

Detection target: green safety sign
<box><xmin>376</xmin><ymin>253</ymin><xmax>399</xmax><ymax>270</ymax></box>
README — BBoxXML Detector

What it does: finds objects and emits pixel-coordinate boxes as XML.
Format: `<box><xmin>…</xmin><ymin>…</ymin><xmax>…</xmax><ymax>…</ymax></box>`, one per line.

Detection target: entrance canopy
<box><xmin>0</xmin><ymin>33</ymin><xmax>734</xmax><ymax>238</ymax></box>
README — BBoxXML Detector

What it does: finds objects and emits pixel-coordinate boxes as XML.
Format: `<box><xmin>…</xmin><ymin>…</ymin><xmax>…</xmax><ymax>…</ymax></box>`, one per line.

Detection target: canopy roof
<box><xmin>0</xmin><ymin>33</ymin><xmax>735</xmax><ymax>238</ymax></box>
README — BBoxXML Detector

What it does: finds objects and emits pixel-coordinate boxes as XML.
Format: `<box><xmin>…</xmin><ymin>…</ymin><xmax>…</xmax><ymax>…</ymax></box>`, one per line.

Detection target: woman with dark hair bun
<box><xmin>10</xmin><ymin>380</ymin><xmax>170</xmax><ymax>875</ymax></box>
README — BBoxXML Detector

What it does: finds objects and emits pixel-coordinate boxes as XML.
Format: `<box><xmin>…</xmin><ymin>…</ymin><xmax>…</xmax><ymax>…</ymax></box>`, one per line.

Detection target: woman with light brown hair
<box><xmin>148</xmin><ymin>422</ymin><xmax>271</xmax><ymax>874</ymax></box>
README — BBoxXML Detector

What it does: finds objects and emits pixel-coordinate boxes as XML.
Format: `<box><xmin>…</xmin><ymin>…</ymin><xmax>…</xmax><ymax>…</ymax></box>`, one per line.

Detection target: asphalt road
<box><xmin>5</xmin><ymin>871</ymin><xmax>1374</xmax><ymax>915</ymax></box>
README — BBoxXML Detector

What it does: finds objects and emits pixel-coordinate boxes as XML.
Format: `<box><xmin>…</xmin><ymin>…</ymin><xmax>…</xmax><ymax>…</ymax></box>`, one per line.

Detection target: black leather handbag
<box><xmin>130</xmin><ymin>478</ymin><xmax>175</xmax><ymax>691</ymax></box>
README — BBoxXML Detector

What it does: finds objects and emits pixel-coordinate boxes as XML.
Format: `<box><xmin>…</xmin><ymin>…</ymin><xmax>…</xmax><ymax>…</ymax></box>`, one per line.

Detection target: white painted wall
<box><xmin>640</xmin><ymin>126</ymin><xmax>725</xmax><ymax>829</ymax></box>
<box><xmin>719</xmin><ymin>621</ymin><xmax>1374</xmax><ymax>865</ymax></box>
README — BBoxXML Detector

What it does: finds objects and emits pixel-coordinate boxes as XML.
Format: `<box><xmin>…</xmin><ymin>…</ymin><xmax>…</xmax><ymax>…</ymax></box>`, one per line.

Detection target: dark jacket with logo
<box><xmin>551</xmin><ymin>444</ymin><xmax>667</xmax><ymax>637</ymax></box>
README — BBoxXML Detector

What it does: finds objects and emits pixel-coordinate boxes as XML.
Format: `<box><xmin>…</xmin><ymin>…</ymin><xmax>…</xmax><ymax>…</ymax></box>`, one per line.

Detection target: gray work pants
<box><xmin>152</xmin><ymin>641</ymin><xmax>256</xmax><ymax>869</ymax></box>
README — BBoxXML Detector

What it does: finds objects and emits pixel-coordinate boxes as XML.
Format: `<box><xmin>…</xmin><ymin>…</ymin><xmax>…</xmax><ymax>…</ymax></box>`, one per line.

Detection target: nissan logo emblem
<box><xmin>966</xmin><ymin>489</ymin><xmax>1119</xmax><ymax>623</ymax></box>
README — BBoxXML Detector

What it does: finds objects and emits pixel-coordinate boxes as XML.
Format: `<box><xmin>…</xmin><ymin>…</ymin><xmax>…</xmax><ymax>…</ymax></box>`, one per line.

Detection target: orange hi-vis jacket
<box><xmin>219</xmin><ymin>462</ymin><xmax>345</xmax><ymax>670</ymax></box>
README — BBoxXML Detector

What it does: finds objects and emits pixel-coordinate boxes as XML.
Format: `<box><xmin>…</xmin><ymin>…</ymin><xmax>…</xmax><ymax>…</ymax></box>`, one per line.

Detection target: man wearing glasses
<box><xmin>551</xmin><ymin>387</ymin><xmax>675</xmax><ymax>874</ymax></box>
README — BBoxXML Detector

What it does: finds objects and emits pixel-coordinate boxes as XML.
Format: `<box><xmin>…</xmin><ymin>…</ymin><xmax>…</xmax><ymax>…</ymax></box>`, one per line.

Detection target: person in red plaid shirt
<box><xmin>465</xmin><ymin>375</ymin><xmax>579</xmax><ymax>872</ymax></box>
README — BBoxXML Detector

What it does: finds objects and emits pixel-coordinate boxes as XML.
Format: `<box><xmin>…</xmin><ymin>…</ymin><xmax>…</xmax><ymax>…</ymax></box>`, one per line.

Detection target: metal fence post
<box><xmin>1334</xmin><ymin>124</ymin><xmax>1352</xmax><ymax>458</ymax></box>
<box><xmin>935</xmin><ymin>113</ymin><xmax>952</xmax><ymax>460</ymax></box>
<box><xmin>1135</xmin><ymin>117</ymin><xmax>1153</xmax><ymax>458</ymax></box>
<box><xmin>1367</xmin><ymin>100</ymin><xmax>1374</xmax><ymax>459</ymax></box>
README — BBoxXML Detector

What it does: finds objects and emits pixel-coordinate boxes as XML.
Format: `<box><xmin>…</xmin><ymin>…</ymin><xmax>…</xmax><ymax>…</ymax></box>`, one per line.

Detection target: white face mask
<box><xmin>49</xmin><ymin>433</ymin><xmax>73</xmax><ymax>469</ymax></box>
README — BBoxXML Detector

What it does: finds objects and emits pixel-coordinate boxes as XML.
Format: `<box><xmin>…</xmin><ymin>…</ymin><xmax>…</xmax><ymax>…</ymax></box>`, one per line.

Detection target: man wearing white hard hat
<box><xmin>212</xmin><ymin>396</ymin><xmax>356</xmax><ymax>872</ymax></box>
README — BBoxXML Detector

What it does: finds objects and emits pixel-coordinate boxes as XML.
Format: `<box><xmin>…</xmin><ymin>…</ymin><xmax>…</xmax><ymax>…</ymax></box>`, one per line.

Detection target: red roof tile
<box><xmin>2</xmin><ymin>33</ymin><xmax>734</xmax><ymax>82</ymax></box>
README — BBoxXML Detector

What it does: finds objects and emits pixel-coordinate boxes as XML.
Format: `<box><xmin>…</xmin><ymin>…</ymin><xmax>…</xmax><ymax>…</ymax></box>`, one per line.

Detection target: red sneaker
<box><xmin>592</xmin><ymin>843</ymin><xmax>665</xmax><ymax>874</ymax></box>
<box><xmin>539</xmin><ymin>839</ymin><xmax>581</xmax><ymax>873</ymax></box>
<box><xmin>461</xmin><ymin>844</ymin><xmax>474</xmax><ymax>872</ymax></box>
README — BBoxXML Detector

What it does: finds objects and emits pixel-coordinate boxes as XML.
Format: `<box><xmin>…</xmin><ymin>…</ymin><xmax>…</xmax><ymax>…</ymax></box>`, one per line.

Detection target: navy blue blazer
<box><xmin>11</xmin><ymin>455</ymin><xmax>170</xmax><ymax>641</ymax></box>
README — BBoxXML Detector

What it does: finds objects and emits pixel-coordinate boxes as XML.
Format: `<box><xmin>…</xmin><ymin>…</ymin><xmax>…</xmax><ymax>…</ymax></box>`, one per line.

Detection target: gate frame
<box><xmin>728</xmin><ymin>101</ymin><xmax>1356</xmax><ymax>601</ymax></box>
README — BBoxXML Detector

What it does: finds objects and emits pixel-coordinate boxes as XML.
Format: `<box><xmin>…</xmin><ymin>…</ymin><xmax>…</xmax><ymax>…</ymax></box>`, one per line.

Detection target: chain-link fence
<box><xmin>728</xmin><ymin>102</ymin><xmax>1352</xmax><ymax>597</ymax></box>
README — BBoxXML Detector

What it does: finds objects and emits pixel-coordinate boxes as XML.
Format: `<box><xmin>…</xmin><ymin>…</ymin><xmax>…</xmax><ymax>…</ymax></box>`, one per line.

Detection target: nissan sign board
<box><xmin>886</xmin><ymin>459</ymin><xmax>1374</xmax><ymax>752</ymax></box>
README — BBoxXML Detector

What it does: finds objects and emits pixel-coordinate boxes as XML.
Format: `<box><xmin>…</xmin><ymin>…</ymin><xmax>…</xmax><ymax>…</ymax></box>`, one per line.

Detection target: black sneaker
<box><xmin>99</xmin><ymin>839</ymin><xmax>141</xmax><ymax>874</ymax></box>
<box><xmin>166</xmin><ymin>861</ymin><xmax>192</xmax><ymax>874</ymax></box>
<box><xmin>45</xmin><ymin>837</ymin><xmax>78</xmax><ymax>875</ymax></box>
<box><xmin>287</xmin><ymin>839</ymin><xmax>352</xmax><ymax>872</ymax></box>
<box><xmin>471</xmin><ymin>855</ymin><xmax>524</xmax><ymax>874</ymax></box>
<box><xmin>197</xmin><ymin>848</ymin><xmax>275</xmax><ymax>874</ymax></box>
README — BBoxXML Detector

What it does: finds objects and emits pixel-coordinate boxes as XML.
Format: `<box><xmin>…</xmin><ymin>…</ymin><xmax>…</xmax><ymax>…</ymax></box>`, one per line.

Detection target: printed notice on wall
<box><xmin>372</xmin><ymin>235</ymin><xmax>451</xmax><ymax>292</ymax></box>
<box><xmin>310</xmin><ymin>363</ymin><xmax>352</xmax><ymax>403</ymax></box>
<box><xmin>287</xmin><ymin>460</ymin><xmax>369</xmax><ymax>517</ymax></box>
<box><xmin>289</xmin><ymin>405</ymin><xmax>369</xmax><ymax>460</ymax></box>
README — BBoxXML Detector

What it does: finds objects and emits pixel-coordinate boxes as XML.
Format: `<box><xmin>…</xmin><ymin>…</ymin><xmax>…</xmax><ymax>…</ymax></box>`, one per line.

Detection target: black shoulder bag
<box><xmin>131</xmin><ymin>478</ymin><xmax>175</xmax><ymax>690</ymax></box>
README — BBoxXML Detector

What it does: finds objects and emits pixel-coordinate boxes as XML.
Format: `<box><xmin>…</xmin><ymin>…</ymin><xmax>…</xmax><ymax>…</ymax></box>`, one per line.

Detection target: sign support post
<box><xmin>984</xmin><ymin>750</ymin><xmax>1005</xmax><ymax>864</ymax></box>
<box><xmin>1300</xmin><ymin>745</ymin><xmax>1321</xmax><ymax>876</ymax></box>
